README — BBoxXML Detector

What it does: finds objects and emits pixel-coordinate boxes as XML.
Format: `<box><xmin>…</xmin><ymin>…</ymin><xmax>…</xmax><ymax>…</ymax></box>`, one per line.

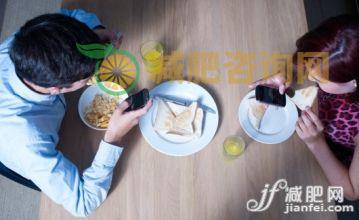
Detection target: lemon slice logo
<box><xmin>77</xmin><ymin>43</ymin><xmax>139</xmax><ymax>96</ymax></box>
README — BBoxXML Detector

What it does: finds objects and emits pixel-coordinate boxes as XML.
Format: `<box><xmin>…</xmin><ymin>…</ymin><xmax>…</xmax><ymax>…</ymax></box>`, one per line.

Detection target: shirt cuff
<box><xmin>60</xmin><ymin>8</ymin><xmax>102</xmax><ymax>30</ymax></box>
<box><xmin>94</xmin><ymin>140</ymin><xmax>123</xmax><ymax>167</ymax></box>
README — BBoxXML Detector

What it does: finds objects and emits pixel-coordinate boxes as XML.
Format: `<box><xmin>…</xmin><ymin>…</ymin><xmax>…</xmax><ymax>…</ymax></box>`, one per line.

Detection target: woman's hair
<box><xmin>10</xmin><ymin>13</ymin><xmax>100</xmax><ymax>88</ymax></box>
<box><xmin>293</xmin><ymin>14</ymin><xmax>359</xmax><ymax>84</ymax></box>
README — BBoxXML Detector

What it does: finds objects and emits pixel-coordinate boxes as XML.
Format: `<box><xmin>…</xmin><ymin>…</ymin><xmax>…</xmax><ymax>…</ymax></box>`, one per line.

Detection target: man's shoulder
<box><xmin>0</xmin><ymin>118</ymin><xmax>54</xmax><ymax>143</ymax></box>
<box><xmin>0</xmin><ymin>34</ymin><xmax>13</xmax><ymax>53</ymax></box>
<box><xmin>0</xmin><ymin>53</ymin><xmax>17</xmax><ymax>100</ymax></box>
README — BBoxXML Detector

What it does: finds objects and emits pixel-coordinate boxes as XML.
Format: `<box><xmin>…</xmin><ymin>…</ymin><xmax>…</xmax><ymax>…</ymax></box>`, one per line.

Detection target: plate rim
<box><xmin>78</xmin><ymin>85</ymin><xmax>128</xmax><ymax>131</ymax></box>
<box><xmin>238</xmin><ymin>90</ymin><xmax>298</xmax><ymax>144</ymax></box>
<box><xmin>139</xmin><ymin>80</ymin><xmax>219</xmax><ymax>156</ymax></box>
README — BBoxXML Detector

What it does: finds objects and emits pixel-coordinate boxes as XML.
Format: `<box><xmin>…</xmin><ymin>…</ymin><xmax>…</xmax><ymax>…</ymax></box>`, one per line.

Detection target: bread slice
<box><xmin>248</xmin><ymin>99</ymin><xmax>268</xmax><ymax>130</ymax></box>
<box><xmin>290</xmin><ymin>86</ymin><xmax>318</xmax><ymax>110</ymax></box>
<box><xmin>170</xmin><ymin>102</ymin><xmax>197</xmax><ymax>135</ymax></box>
<box><xmin>154</xmin><ymin>100</ymin><xmax>204</xmax><ymax>138</ymax></box>
<box><xmin>153</xmin><ymin>100</ymin><xmax>175</xmax><ymax>133</ymax></box>
<box><xmin>167</xmin><ymin>102</ymin><xmax>188</xmax><ymax>116</ymax></box>
<box><xmin>193</xmin><ymin>108</ymin><xmax>204</xmax><ymax>138</ymax></box>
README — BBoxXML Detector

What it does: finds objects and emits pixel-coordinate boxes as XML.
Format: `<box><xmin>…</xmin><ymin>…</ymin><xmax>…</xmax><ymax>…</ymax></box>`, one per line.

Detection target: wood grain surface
<box><xmin>39</xmin><ymin>0</ymin><xmax>336</xmax><ymax>219</ymax></box>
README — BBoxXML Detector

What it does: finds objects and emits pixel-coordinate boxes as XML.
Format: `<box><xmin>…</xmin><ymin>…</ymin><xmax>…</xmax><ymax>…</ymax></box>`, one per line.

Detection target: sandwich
<box><xmin>290</xmin><ymin>86</ymin><xmax>318</xmax><ymax>110</ymax></box>
<box><xmin>170</xmin><ymin>102</ymin><xmax>198</xmax><ymax>136</ymax></box>
<box><xmin>153</xmin><ymin>100</ymin><xmax>175</xmax><ymax>132</ymax></box>
<box><xmin>193</xmin><ymin>108</ymin><xmax>204</xmax><ymax>138</ymax></box>
<box><xmin>154</xmin><ymin>100</ymin><xmax>203</xmax><ymax>138</ymax></box>
<box><xmin>167</xmin><ymin>102</ymin><xmax>188</xmax><ymax>116</ymax></box>
<box><xmin>248</xmin><ymin>99</ymin><xmax>268</xmax><ymax>130</ymax></box>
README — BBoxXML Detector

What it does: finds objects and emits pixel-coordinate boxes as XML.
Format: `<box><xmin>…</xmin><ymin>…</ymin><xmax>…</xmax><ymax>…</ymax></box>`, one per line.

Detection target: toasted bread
<box><xmin>170</xmin><ymin>102</ymin><xmax>197</xmax><ymax>135</ymax></box>
<box><xmin>248</xmin><ymin>99</ymin><xmax>268</xmax><ymax>130</ymax></box>
<box><xmin>154</xmin><ymin>100</ymin><xmax>204</xmax><ymax>138</ymax></box>
<box><xmin>290</xmin><ymin>86</ymin><xmax>318</xmax><ymax>110</ymax></box>
<box><xmin>153</xmin><ymin>100</ymin><xmax>175</xmax><ymax>133</ymax></box>
<box><xmin>193</xmin><ymin>108</ymin><xmax>204</xmax><ymax>138</ymax></box>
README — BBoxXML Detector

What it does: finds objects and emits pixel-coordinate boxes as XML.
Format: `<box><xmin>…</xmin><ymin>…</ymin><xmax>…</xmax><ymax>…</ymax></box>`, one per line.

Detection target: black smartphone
<box><xmin>255</xmin><ymin>85</ymin><xmax>286</xmax><ymax>107</ymax></box>
<box><xmin>124</xmin><ymin>89</ymin><xmax>150</xmax><ymax>112</ymax></box>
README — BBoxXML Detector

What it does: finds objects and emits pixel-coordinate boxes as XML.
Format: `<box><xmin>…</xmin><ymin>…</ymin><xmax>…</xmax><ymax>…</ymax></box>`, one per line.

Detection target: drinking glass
<box><xmin>140</xmin><ymin>41</ymin><xmax>164</xmax><ymax>74</ymax></box>
<box><xmin>223</xmin><ymin>135</ymin><xmax>246</xmax><ymax>158</ymax></box>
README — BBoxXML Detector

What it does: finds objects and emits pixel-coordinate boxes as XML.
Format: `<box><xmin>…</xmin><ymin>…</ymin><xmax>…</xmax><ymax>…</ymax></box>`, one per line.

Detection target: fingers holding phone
<box><xmin>128</xmin><ymin>100</ymin><xmax>153</xmax><ymax>118</ymax></box>
<box><xmin>124</xmin><ymin>89</ymin><xmax>150</xmax><ymax>112</ymax></box>
<box><xmin>249</xmin><ymin>74</ymin><xmax>289</xmax><ymax>94</ymax></box>
<box><xmin>255</xmin><ymin>85</ymin><xmax>286</xmax><ymax>107</ymax></box>
<box><xmin>104</xmin><ymin>89</ymin><xmax>152</xmax><ymax>146</ymax></box>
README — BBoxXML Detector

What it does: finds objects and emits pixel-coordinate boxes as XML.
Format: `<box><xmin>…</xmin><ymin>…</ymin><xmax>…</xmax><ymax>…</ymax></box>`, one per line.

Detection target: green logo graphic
<box><xmin>77</xmin><ymin>43</ymin><xmax>140</xmax><ymax>96</ymax></box>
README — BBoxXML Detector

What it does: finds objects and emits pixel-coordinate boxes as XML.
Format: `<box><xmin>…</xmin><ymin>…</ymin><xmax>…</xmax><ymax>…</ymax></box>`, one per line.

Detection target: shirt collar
<box><xmin>8</xmin><ymin>69</ymin><xmax>57</xmax><ymax>104</ymax></box>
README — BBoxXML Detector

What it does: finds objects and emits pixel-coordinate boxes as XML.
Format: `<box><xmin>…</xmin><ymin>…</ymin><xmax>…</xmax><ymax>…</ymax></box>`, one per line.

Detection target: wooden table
<box><xmin>39</xmin><ymin>0</ymin><xmax>336</xmax><ymax>219</ymax></box>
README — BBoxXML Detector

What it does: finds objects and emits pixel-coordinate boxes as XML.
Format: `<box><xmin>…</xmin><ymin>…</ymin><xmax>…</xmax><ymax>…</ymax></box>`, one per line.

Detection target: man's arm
<box><xmin>21</xmin><ymin>101</ymin><xmax>151</xmax><ymax>217</ymax></box>
<box><xmin>60</xmin><ymin>9</ymin><xmax>102</xmax><ymax>30</ymax></box>
<box><xmin>60</xmin><ymin>8</ymin><xmax>122</xmax><ymax>48</ymax></box>
<box><xmin>23</xmin><ymin>138</ymin><xmax>122</xmax><ymax>217</ymax></box>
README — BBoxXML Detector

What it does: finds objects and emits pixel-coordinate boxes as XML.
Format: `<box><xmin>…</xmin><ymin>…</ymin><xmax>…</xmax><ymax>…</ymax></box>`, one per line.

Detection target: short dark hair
<box><xmin>293</xmin><ymin>14</ymin><xmax>359</xmax><ymax>84</ymax></box>
<box><xmin>9</xmin><ymin>13</ymin><xmax>100</xmax><ymax>87</ymax></box>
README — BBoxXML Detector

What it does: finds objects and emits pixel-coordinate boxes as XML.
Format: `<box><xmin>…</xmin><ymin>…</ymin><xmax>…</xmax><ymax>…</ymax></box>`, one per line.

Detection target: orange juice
<box><xmin>223</xmin><ymin>135</ymin><xmax>246</xmax><ymax>158</ymax></box>
<box><xmin>141</xmin><ymin>41</ymin><xmax>164</xmax><ymax>74</ymax></box>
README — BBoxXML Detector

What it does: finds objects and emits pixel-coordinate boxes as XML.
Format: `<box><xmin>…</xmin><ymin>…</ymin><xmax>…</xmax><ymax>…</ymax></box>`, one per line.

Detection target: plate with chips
<box><xmin>78</xmin><ymin>84</ymin><xmax>128</xmax><ymax>130</ymax></box>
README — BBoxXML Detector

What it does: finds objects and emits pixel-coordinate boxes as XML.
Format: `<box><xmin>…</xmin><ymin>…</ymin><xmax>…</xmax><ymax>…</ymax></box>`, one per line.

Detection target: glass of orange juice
<box><xmin>223</xmin><ymin>135</ymin><xmax>246</xmax><ymax>159</ymax></box>
<box><xmin>140</xmin><ymin>41</ymin><xmax>164</xmax><ymax>74</ymax></box>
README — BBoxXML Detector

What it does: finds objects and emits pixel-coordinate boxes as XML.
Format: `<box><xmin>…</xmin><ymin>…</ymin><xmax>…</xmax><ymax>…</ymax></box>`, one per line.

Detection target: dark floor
<box><xmin>0</xmin><ymin>1</ymin><xmax>357</xmax><ymax>220</ymax></box>
<box><xmin>304</xmin><ymin>0</ymin><xmax>359</xmax><ymax>30</ymax></box>
<box><xmin>0</xmin><ymin>0</ymin><xmax>6</xmax><ymax>35</ymax></box>
<box><xmin>335</xmin><ymin>199</ymin><xmax>359</xmax><ymax>220</ymax></box>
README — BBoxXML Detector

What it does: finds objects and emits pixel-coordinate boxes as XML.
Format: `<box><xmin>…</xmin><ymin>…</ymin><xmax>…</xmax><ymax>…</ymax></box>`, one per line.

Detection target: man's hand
<box><xmin>104</xmin><ymin>100</ymin><xmax>152</xmax><ymax>146</ymax></box>
<box><xmin>94</xmin><ymin>28</ymin><xmax>123</xmax><ymax>48</ymax></box>
<box><xmin>295</xmin><ymin>107</ymin><xmax>325</xmax><ymax>149</ymax></box>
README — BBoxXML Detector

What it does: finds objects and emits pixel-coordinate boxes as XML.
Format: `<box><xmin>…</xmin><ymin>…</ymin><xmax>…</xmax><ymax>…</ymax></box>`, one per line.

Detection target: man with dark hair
<box><xmin>0</xmin><ymin>9</ymin><xmax>151</xmax><ymax>217</ymax></box>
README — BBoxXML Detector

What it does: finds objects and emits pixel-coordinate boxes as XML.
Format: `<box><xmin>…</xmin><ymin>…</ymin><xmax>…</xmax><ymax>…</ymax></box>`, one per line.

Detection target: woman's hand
<box><xmin>104</xmin><ymin>100</ymin><xmax>152</xmax><ymax>146</ymax></box>
<box><xmin>94</xmin><ymin>28</ymin><xmax>123</xmax><ymax>48</ymax></box>
<box><xmin>249</xmin><ymin>73</ymin><xmax>288</xmax><ymax>94</ymax></box>
<box><xmin>295</xmin><ymin>107</ymin><xmax>325</xmax><ymax>149</ymax></box>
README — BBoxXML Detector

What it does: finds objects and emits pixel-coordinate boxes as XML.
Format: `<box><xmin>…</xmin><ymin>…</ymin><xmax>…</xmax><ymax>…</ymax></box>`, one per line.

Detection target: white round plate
<box><xmin>238</xmin><ymin>90</ymin><xmax>298</xmax><ymax>144</ymax></box>
<box><xmin>139</xmin><ymin>81</ymin><xmax>219</xmax><ymax>156</ymax></box>
<box><xmin>78</xmin><ymin>85</ymin><xmax>128</xmax><ymax>130</ymax></box>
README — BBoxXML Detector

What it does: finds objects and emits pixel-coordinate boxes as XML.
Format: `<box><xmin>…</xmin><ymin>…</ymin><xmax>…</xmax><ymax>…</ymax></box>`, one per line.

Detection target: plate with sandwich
<box><xmin>139</xmin><ymin>80</ymin><xmax>219</xmax><ymax>156</ymax></box>
<box><xmin>238</xmin><ymin>85</ymin><xmax>319</xmax><ymax>144</ymax></box>
<box><xmin>238</xmin><ymin>90</ymin><xmax>298</xmax><ymax>144</ymax></box>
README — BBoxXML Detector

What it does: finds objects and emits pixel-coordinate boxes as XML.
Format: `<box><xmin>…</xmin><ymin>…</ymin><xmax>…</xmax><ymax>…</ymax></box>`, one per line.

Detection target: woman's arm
<box><xmin>349</xmin><ymin>134</ymin><xmax>359</xmax><ymax>197</ymax></box>
<box><xmin>308</xmin><ymin>136</ymin><xmax>359</xmax><ymax>200</ymax></box>
<box><xmin>296</xmin><ymin>108</ymin><xmax>359</xmax><ymax>200</ymax></box>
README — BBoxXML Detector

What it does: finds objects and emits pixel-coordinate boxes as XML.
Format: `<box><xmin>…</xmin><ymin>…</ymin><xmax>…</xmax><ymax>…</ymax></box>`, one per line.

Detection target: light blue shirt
<box><xmin>0</xmin><ymin>9</ymin><xmax>123</xmax><ymax>217</ymax></box>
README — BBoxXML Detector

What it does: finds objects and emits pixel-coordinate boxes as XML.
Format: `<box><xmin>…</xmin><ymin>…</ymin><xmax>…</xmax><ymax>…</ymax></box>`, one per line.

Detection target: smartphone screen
<box><xmin>255</xmin><ymin>85</ymin><xmax>286</xmax><ymax>107</ymax></box>
<box><xmin>125</xmin><ymin>89</ymin><xmax>150</xmax><ymax>112</ymax></box>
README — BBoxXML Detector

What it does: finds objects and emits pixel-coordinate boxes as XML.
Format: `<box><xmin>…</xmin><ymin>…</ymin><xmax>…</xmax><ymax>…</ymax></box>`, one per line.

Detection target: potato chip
<box><xmin>85</xmin><ymin>94</ymin><xmax>121</xmax><ymax>129</ymax></box>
